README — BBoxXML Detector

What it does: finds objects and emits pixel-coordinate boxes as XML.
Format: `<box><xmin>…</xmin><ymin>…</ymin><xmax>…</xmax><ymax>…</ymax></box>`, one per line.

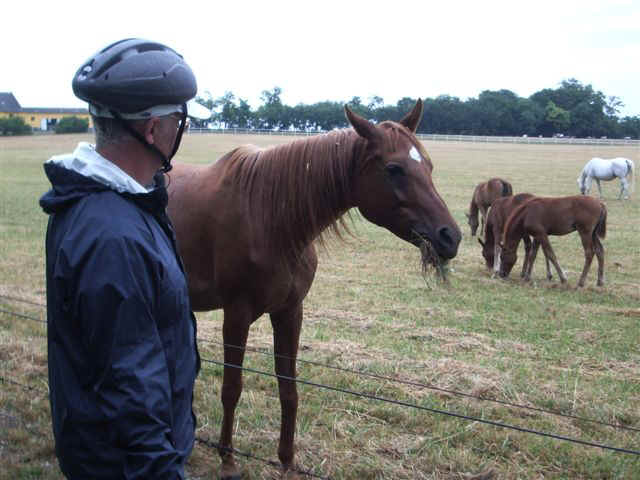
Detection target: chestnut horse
<box><xmin>478</xmin><ymin>193</ymin><xmax>551</xmax><ymax>279</ymax></box>
<box><xmin>466</xmin><ymin>177</ymin><xmax>513</xmax><ymax>237</ymax></box>
<box><xmin>166</xmin><ymin>100</ymin><xmax>461</xmax><ymax>479</ymax></box>
<box><xmin>498</xmin><ymin>196</ymin><xmax>606</xmax><ymax>287</ymax></box>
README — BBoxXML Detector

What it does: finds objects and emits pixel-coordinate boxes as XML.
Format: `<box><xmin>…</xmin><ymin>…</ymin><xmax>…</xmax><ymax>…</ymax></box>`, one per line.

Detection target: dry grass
<box><xmin>1</xmin><ymin>132</ymin><xmax>639</xmax><ymax>479</ymax></box>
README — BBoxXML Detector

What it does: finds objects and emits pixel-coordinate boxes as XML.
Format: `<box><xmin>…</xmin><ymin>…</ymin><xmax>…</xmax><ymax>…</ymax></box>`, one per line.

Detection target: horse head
<box><xmin>577</xmin><ymin>176</ymin><xmax>587</xmax><ymax>195</ymax></box>
<box><xmin>498</xmin><ymin>241</ymin><xmax>517</xmax><ymax>278</ymax></box>
<box><xmin>345</xmin><ymin>100</ymin><xmax>461</xmax><ymax>268</ymax></box>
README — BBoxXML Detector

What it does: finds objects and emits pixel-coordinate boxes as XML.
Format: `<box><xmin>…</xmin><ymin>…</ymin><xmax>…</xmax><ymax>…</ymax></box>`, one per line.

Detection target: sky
<box><xmin>3</xmin><ymin>0</ymin><xmax>640</xmax><ymax>117</ymax></box>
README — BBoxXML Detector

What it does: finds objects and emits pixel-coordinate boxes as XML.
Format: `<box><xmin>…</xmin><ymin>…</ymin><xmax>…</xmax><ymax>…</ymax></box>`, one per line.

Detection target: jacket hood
<box><xmin>40</xmin><ymin>144</ymin><xmax>168</xmax><ymax>216</ymax></box>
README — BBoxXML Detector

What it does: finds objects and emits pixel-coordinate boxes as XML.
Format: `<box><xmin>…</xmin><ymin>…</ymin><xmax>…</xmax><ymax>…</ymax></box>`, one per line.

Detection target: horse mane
<box><xmin>501</xmin><ymin>179</ymin><xmax>513</xmax><ymax>196</ymax></box>
<box><xmin>222</xmin><ymin>128</ymin><xmax>367</xmax><ymax>256</ymax></box>
<box><xmin>501</xmin><ymin>197</ymin><xmax>536</xmax><ymax>247</ymax></box>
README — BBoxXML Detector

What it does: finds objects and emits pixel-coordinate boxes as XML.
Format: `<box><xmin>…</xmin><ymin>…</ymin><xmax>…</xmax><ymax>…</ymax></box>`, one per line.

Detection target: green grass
<box><xmin>1</xmin><ymin>133</ymin><xmax>639</xmax><ymax>479</ymax></box>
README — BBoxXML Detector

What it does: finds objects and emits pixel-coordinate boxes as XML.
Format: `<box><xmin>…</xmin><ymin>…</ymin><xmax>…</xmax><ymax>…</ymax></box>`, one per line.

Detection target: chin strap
<box><xmin>109</xmin><ymin>104</ymin><xmax>188</xmax><ymax>173</ymax></box>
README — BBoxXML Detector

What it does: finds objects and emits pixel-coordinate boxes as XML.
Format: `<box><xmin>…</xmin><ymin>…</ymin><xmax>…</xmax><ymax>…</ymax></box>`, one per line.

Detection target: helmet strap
<box><xmin>109</xmin><ymin>108</ymin><xmax>186</xmax><ymax>173</ymax></box>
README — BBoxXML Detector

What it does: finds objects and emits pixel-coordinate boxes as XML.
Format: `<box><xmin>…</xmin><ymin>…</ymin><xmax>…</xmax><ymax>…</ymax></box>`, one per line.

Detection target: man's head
<box><xmin>72</xmin><ymin>38</ymin><xmax>210</xmax><ymax>172</ymax></box>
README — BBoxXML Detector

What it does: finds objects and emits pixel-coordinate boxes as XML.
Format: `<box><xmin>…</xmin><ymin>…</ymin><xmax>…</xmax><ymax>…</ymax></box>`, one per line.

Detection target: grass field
<box><xmin>1</xmin><ymin>132</ymin><xmax>639</xmax><ymax>479</ymax></box>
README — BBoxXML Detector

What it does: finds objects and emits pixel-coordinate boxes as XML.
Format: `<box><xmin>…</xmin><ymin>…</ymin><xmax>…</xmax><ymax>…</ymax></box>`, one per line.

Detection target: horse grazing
<box><xmin>466</xmin><ymin>177</ymin><xmax>513</xmax><ymax>237</ymax></box>
<box><xmin>478</xmin><ymin>193</ymin><xmax>551</xmax><ymax>279</ymax></box>
<box><xmin>498</xmin><ymin>196</ymin><xmax>606</xmax><ymax>287</ymax></box>
<box><xmin>578</xmin><ymin>157</ymin><xmax>635</xmax><ymax>199</ymax></box>
<box><xmin>166</xmin><ymin>100</ymin><xmax>461</xmax><ymax>479</ymax></box>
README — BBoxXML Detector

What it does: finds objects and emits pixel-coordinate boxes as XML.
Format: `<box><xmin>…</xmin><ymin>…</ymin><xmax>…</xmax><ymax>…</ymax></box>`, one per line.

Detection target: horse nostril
<box><xmin>437</xmin><ymin>226</ymin><xmax>461</xmax><ymax>257</ymax></box>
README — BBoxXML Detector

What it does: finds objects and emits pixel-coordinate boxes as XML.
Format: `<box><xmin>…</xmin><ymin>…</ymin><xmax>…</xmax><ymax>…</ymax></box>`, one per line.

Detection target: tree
<box><xmin>0</xmin><ymin>116</ymin><xmax>32</xmax><ymax>135</ymax></box>
<box><xmin>255</xmin><ymin>87</ymin><xmax>285</xmax><ymax>129</ymax></box>
<box><xmin>54</xmin><ymin>116</ymin><xmax>89</xmax><ymax>134</ymax></box>
<box><xmin>544</xmin><ymin>101</ymin><xmax>571</xmax><ymax>136</ymax></box>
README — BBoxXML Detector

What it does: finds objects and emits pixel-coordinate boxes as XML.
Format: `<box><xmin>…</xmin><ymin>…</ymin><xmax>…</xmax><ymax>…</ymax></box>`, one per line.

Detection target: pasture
<box><xmin>1</xmin><ymin>132</ymin><xmax>638</xmax><ymax>479</ymax></box>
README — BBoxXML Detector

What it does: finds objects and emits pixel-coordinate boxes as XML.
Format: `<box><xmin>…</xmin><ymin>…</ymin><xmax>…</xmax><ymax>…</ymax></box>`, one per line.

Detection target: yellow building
<box><xmin>0</xmin><ymin>92</ymin><xmax>92</xmax><ymax>131</ymax></box>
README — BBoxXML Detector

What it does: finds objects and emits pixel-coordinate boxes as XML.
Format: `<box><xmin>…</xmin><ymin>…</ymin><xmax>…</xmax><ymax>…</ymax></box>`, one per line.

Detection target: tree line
<box><xmin>195</xmin><ymin>79</ymin><xmax>640</xmax><ymax>139</ymax></box>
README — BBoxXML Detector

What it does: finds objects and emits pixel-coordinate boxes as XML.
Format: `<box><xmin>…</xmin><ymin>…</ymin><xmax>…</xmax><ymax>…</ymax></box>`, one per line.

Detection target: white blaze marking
<box><xmin>409</xmin><ymin>146</ymin><xmax>422</xmax><ymax>162</ymax></box>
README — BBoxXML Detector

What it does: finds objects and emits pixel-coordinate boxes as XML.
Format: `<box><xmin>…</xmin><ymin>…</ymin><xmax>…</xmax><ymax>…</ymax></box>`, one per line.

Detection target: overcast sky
<box><xmin>4</xmin><ymin>0</ymin><xmax>639</xmax><ymax>117</ymax></box>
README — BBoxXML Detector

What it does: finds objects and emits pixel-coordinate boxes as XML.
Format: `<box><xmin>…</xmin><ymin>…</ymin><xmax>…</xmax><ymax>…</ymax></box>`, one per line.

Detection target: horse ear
<box><xmin>345</xmin><ymin>105</ymin><xmax>382</xmax><ymax>144</ymax></box>
<box><xmin>399</xmin><ymin>99</ymin><xmax>423</xmax><ymax>133</ymax></box>
<box><xmin>478</xmin><ymin>238</ymin><xmax>485</xmax><ymax>247</ymax></box>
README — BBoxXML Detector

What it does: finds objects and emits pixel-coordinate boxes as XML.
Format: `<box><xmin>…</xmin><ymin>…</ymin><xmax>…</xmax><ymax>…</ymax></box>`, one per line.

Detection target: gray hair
<box><xmin>92</xmin><ymin>115</ymin><xmax>146</xmax><ymax>147</ymax></box>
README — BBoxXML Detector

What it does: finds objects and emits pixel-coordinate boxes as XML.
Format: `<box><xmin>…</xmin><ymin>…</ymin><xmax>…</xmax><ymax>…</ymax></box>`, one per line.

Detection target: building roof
<box><xmin>0</xmin><ymin>92</ymin><xmax>88</xmax><ymax>115</ymax></box>
<box><xmin>0</xmin><ymin>92</ymin><xmax>21</xmax><ymax>112</ymax></box>
<box><xmin>21</xmin><ymin>107</ymin><xmax>88</xmax><ymax>114</ymax></box>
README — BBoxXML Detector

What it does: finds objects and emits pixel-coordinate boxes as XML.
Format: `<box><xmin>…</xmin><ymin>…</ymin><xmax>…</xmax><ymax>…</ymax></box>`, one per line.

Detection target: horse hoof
<box><xmin>282</xmin><ymin>470</ymin><xmax>302</xmax><ymax>480</ymax></box>
<box><xmin>220</xmin><ymin>473</ymin><xmax>242</xmax><ymax>480</ymax></box>
<box><xmin>219</xmin><ymin>463</ymin><xmax>242</xmax><ymax>480</ymax></box>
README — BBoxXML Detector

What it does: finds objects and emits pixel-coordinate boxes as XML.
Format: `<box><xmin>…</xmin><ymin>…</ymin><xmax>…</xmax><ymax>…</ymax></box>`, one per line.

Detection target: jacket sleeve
<box><xmin>71</xmin><ymin>234</ymin><xmax>186</xmax><ymax>479</ymax></box>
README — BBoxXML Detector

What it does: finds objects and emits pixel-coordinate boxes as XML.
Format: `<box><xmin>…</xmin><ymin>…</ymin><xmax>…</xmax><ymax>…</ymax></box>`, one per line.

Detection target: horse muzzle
<box><xmin>412</xmin><ymin>225</ymin><xmax>461</xmax><ymax>260</ymax></box>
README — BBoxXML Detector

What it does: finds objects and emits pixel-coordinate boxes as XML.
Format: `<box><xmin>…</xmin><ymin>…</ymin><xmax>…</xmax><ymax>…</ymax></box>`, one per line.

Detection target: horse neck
<box><xmin>502</xmin><ymin>203</ymin><xmax>527</xmax><ymax>249</ymax></box>
<box><xmin>251</xmin><ymin>129</ymin><xmax>362</xmax><ymax>254</ymax></box>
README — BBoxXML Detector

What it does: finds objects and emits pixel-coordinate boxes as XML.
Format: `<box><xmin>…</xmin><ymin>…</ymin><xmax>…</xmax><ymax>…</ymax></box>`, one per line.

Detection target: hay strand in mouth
<box><xmin>414</xmin><ymin>231</ymin><xmax>449</xmax><ymax>283</ymax></box>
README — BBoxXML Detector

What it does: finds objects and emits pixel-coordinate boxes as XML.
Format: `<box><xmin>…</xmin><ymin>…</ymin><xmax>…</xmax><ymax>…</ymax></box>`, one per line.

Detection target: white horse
<box><xmin>577</xmin><ymin>157</ymin><xmax>635</xmax><ymax>200</ymax></box>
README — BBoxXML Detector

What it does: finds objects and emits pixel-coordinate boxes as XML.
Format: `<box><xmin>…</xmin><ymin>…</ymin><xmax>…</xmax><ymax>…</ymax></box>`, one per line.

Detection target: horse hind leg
<box><xmin>577</xmin><ymin>231</ymin><xmax>595</xmax><ymax>287</ymax></box>
<box><xmin>620</xmin><ymin>177</ymin><xmax>630</xmax><ymax>200</ymax></box>
<box><xmin>270</xmin><ymin>303</ymin><xmax>304</xmax><ymax>477</ymax></box>
<box><xmin>594</xmin><ymin>235</ymin><xmax>605</xmax><ymax>286</ymax></box>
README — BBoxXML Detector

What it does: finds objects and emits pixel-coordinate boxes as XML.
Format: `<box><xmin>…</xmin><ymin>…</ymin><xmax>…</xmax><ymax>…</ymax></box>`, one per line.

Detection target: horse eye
<box><xmin>385</xmin><ymin>164</ymin><xmax>404</xmax><ymax>177</ymax></box>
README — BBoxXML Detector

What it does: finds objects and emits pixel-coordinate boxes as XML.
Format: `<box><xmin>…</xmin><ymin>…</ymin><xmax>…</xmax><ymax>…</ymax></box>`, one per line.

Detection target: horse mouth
<box><xmin>412</xmin><ymin>231</ymin><xmax>449</xmax><ymax>281</ymax></box>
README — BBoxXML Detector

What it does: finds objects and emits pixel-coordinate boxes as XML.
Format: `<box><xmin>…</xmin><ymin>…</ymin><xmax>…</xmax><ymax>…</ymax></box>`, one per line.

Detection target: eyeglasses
<box><xmin>167</xmin><ymin>112</ymin><xmax>185</xmax><ymax>131</ymax></box>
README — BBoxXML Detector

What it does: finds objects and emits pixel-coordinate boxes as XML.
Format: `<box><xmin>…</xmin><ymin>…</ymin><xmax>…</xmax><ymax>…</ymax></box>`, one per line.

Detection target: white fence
<box><xmin>186</xmin><ymin>128</ymin><xmax>640</xmax><ymax>147</ymax></box>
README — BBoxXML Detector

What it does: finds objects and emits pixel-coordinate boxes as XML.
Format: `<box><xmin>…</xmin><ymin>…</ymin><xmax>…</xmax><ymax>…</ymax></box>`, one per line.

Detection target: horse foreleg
<box><xmin>595</xmin><ymin>179</ymin><xmax>603</xmax><ymax>198</ymax></box>
<box><xmin>520</xmin><ymin>236</ymin><xmax>532</xmax><ymax>278</ymax></box>
<box><xmin>523</xmin><ymin>238</ymin><xmax>540</xmax><ymax>281</ymax></box>
<box><xmin>270</xmin><ymin>303</ymin><xmax>304</xmax><ymax>477</ymax></box>
<box><xmin>538</xmin><ymin>235</ymin><xmax>567</xmax><ymax>283</ymax></box>
<box><xmin>492</xmin><ymin>242</ymin><xmax>501</xmax><ymax>278</ymax></box>
<box><xmin>544</xmin><ymin>252</ymin><xmax>553</xmax><ymax>280</ymax></box>
<box><xmin>480</xmin><ymin>207</ymin><xmax>488</xmax><ymax>239</ymax></box>
<box><xmin>219</xmin><ymin>303</ymin><xmax>253</xmax><ymax>480</ymax></box>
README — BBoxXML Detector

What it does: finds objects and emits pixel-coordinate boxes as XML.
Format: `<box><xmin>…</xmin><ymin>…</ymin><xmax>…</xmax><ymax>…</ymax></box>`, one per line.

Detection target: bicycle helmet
<box><xmin>72</xmin><ymin>38</ymin><xmax>206</xmax><ymax>172</ymax></box>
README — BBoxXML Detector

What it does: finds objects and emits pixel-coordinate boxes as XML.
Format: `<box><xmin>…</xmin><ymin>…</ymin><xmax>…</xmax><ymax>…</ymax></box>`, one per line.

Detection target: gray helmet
<box><xmin>72</xmin><ymin>38</ymin><xmax>197</xmax><ymax>114</ymax></box>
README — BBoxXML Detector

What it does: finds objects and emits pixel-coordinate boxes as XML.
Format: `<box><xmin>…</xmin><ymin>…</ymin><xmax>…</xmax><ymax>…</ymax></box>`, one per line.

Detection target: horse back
<box><xmin>167</xmin><ymin>157</ymin><xmax>319</xmax><ymax>313</ymax></box>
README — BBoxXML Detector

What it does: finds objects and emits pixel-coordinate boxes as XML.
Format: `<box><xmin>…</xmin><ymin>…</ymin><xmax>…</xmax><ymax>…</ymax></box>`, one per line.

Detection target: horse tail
<box><xmin>627</xmin><ymin>159</ymin><xmax>635</xmax><ymax>194</ymax></box>
<box><xmin>501</xmin><ymin>180</ymin><xmax>513</xmax><ymax>197</ymax></box>
<box><xmin>595</xmin><ymin>202</ymin><xmax>607</xmax><ymax>240</ymax></box>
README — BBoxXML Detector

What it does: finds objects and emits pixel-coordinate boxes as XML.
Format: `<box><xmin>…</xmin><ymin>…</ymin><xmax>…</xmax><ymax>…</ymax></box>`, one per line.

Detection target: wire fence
<box><xmin>1</xmin><ymin>294</ymin><xmax>639</xmax><ymax>462</ymax></box>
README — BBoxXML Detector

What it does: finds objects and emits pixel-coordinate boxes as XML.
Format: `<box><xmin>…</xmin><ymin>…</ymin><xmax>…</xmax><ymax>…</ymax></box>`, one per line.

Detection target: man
<box><xmin>39</xmin><ymin>39</ymin><xmax>210</xmax><ymax>479</ymax></box>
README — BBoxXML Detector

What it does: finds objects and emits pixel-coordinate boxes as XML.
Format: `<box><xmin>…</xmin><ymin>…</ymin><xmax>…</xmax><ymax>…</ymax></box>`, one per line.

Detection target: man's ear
<box><xmin>142</xmin><ymin>118</ymin><xmax>160</xmax><ymax>144</ymax></box>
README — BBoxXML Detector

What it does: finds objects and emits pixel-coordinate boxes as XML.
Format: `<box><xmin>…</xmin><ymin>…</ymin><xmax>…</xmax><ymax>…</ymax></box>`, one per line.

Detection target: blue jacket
<box><xmin>40</xmin><ymin>156</ymin><xmax>200</xmax><ymax>479</ymax></box>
